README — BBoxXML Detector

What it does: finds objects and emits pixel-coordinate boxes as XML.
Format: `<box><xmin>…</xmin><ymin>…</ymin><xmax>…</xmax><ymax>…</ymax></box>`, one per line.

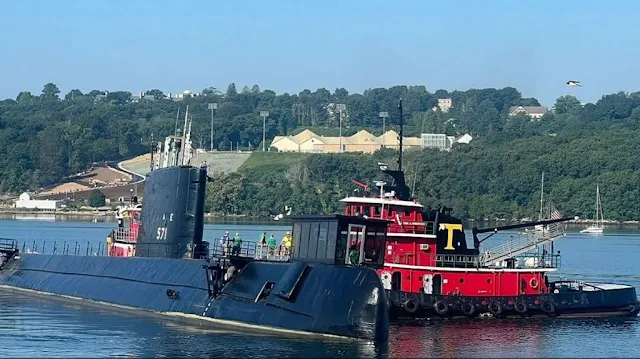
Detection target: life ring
<box><xmin>461</xmin><ymin>301</ymin><xmax>476</xmax><ymax>317</ymax></box>
<box><xmin>541</xmin><ymin>300</ymin><xmax>555</xmax><ymax>314</ymax></box>
<box><xmin>530</xmin><ymin>278</ymin><xmax>539</xmax><ymax>289</ymax></box>
<box><xmin>488</xmin><ymin>301</ymin><xmax>503</xmax><ymax>316</ymax></box>
<box><xmin>403</xmin><ymin>299</ymin><xmax>419</xmax><ymax>314</ymax></box>
<box><xmin>514</xmin><ymin>300</ymin><xmax>528</xmax><ymax>314</ymax></box>
<box><xmin>433</xmin><ymin>300</ymin><xmax>449</xmax><ymax>315</ymax></box>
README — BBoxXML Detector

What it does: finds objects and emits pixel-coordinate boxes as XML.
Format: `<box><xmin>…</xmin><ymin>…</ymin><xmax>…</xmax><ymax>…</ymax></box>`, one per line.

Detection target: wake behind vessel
<box><xmin>341</xmin><ymin>99</ymin><xmax>640</xmax><ymax>320</ymax></box>
<box><xmin>0</xmin><ymin>110</ymin><xmax>389</xmax><ymax>342</ymax></box>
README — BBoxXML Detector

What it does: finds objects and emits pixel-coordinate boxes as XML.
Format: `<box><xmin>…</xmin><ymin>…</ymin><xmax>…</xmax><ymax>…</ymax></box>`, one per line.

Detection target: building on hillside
<box><xmin>421</xmin><ymin>133</ymin><xmax>473</xmax><ymax>151</ymax></box>
<box><xmin>14</xmin><ymin>192</ymin><xmax>63</xmax><ymax>210</ymax></box>
<box><xmin>270</xmin><ymin>129</ymin><xmax>422</xmax><ymax>154</ymax></box>
<box><xmin>432</xmin><ymin>98</ymin><xmax>452</xmax><ymax>112</ymax></box>
<box><xmin>508</xmin><ymin>106</ymin><xmax>548</xmax><ymax>120</ymax></box>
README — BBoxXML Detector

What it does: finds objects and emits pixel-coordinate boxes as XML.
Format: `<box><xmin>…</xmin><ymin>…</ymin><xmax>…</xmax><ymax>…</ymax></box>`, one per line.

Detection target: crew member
<box><xmin>348</xmin><ymin>244</ymin><xmax>360</xmax><ymax>265</ymax></box>
<box><xmin>220</xmin><ymin>231</ymin><xmax>231</xmax><ymax>256</ymax></box>
<box><xmin>231</xmin><ymin>232</ymin><xmax>242</xmax><ymax>256</ymax></box>
<box><xmin>258</xmin><ymin>232</ymin><xmax>267</xmax><ymax>257</ymax></box>
<box><xmin>267</xmin><ymin>233</ymin><xmax>277</xmax><ymax>257</ymax></box>
<box><xmin>280</xmin><ymin>232</ymin><xmax>292</xmax><ymax>256</ymax></box>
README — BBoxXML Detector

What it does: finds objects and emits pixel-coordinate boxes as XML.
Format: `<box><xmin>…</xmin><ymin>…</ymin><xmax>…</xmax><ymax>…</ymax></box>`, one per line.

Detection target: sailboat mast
<box><xmin>539</xmin><ymin>172</ymin><xmax>544</xmax><ymax>220</ymax></box>
<box><xmin>596</xmin><ymin>184</ymin><xmax>601</xmax><ymax>225</ymax></box>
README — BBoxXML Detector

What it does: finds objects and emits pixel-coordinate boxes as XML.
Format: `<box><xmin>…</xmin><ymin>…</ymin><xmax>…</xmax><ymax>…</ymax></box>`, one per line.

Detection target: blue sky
<box><xmin>1</xmin><ymin>0</ymin><xmax>638</xmax><ymax>106</ymax></box>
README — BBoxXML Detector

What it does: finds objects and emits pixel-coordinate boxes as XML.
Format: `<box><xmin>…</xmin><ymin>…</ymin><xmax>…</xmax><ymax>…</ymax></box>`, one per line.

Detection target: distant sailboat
<box><xmin>581</xmin><ymin>184</ymin><xmax>604</xmax><ymax>234</ymax></box>
<box><xmin>524</xmin><ymin>172</ymin><xmax>549</xmax><ymax>234</ymax></box>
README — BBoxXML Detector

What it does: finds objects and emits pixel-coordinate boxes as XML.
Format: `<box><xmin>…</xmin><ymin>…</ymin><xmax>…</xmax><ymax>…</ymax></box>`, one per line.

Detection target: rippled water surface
<box><xmin>0</xmin><ymin>219</ymin><xmax>639</xmax><ymax>358</ymax></box>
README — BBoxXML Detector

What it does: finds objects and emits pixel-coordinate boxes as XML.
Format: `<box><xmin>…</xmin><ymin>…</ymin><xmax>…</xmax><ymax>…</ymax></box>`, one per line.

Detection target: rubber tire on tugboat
<box><xmin>514</xmin><ymin>300</ymin><xmax>528</xmax><ymax>314</ymax></box>
<box><xmin>541</xmin><ymin>300</ymin><xmax>555</xmax><ymax>315</ymax></box>
<box><xmin>488</xmin><ymin>301</ymin><xmax>503</xmax><ymax>316</ymax></box>
<box><xmin>403</xmin><ymin>299</ymin><xmax>419</xmax><ymax>314</ymax></box>
<box><xmin>434</xmin><ymin>300</ymin><xmax>449</xmax><ymax>316</ymax></box>
<box><xmin>461</xmin><ymin>301</ymin><xmax>475</xmax><ymax>317</ymax></box>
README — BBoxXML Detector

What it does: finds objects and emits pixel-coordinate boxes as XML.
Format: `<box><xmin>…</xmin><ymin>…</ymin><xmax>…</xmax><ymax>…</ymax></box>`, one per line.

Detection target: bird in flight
<box><xmin>566</xmin><ymin>80</ymin><xmax>582</xmax><ymax>87</ymax></box>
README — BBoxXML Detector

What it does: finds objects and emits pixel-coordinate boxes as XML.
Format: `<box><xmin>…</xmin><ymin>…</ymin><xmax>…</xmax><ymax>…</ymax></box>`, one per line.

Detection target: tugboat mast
<box><xmin>397</xmin><ymin>99</ymin><xmax>404</xmax><ymax>172</ymax></box>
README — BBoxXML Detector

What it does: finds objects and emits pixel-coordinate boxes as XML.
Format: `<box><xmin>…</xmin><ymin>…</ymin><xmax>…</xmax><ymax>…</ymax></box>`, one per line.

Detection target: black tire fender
<box><xmin>488</xmin><ymin>301</ymin><xmax>503</xmax><ymax>316</ymax></box>
<box><xmin>461</xmin><ymin>301</ymin><xmax>475</xmax><ymax>316</ymax></box>
<box><xmin>403</xmin><ymin>299</ymin><xmax>419</xmax><ymax>314</ymax></box>
<box><xmin>434</xmin><ymin>300</ymin><xmax>449</xmax><ymax>315</ymax></box>
<box><xmin>541</xmin><ymin>300</ymin><xmax>555</xmax><ymax>314</ymax></box>
<box><xmin>514</xmin><ymin>300</ymin><xmax>528</xmax><ymax>314</ymax></box>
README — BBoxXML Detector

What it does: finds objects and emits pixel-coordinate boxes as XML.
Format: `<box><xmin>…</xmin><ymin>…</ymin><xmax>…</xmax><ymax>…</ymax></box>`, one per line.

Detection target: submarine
<box><xmin>0</xmin><ymin>114</ymin><xmax>389</xmax><ymax>342</ymax></box>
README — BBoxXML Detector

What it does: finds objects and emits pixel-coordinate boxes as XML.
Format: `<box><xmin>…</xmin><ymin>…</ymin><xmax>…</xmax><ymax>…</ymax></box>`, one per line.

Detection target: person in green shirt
<box><xmin>231</xmin><ymin>232</ymin><xmax>242</xmax><ymax>256</ymax></box>
<box><xmin>348</xmin><ymin>245</ymin><xmax>360</xmax><ymax>265</ymax></box>
<box><xmin>267</xmin><ymin>233</ymin><xmax>277</xmax><ymax>256</ymax></box>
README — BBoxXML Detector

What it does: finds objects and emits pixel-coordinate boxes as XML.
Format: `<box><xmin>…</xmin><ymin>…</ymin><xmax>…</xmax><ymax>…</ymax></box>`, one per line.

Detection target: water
<box><xmin>0</xmin><ymin>219</ymin><xmax>639</xmax><ymax>358</ymax></box>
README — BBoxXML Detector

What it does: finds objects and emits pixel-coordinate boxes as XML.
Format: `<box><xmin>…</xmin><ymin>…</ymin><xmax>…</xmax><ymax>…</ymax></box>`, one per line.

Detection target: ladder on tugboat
<box><xmin>479</xmin><ymin>219</ymin><xmax>567</xmax><ymax>266</ymax></box>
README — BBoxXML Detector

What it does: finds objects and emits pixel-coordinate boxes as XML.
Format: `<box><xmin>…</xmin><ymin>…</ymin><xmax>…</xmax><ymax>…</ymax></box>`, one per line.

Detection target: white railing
<box><xmin>254</xmin><ymin>244</ymin><xmax>291</xmax><ymax>262</ymax></box>
<box><xmin>480</xmin><ymin>223</ymin><xmax>566</xmax><ymax>266</ymax></box>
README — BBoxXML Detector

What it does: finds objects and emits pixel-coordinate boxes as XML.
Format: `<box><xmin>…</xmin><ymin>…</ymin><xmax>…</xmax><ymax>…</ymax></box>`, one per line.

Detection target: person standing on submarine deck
<box><xmin>231</xmin><ymin>232</ymin><xmax>242</xmax><ymax>256</ymax></box>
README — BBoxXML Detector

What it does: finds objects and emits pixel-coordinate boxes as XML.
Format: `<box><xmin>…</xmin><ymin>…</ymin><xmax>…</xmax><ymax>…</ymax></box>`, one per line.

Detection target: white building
<box><xmin>421</xmin><ymin>133</ymin><xmax>473</xmax><ymax>151</ymax></box>
<box><xmin>14</xmin><ymin>192</ymin><xmax>63</xmax><ymax>210</ymax></box>
<box><xmin>432</xmin><ymin>98</ymin><xmax>452</xmax><ymax>112</ymax></box>
<box><xmin>508</xmin><ymin>106</ymin><xmax>548</xmax><ymax>120</ymax></box>
<box><xmin>421</xmin><ymin>134</ymin><xmax>450</xmax><ymax>151</ymax></box>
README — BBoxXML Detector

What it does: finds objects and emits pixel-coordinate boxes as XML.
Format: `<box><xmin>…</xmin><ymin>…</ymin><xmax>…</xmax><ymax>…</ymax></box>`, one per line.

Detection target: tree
<box><xmin>88</xmin><ymin>189</ymin><xmax>106</xmax><ymax>207</ymax></box>
<box><xmin>553</xmin><ymin>95</ymin><xmax>582</xmax><ymax>115</ymax></box>
<box><xmin>226</xmin><ymin>83</ymin><xmax>237</xmax><ymax>97</ymax></box>
<box><xmin>41</xmin><ymin>83</ymin><xmax>60</xmax><ymax>100</ymax></box>
<box><xmin>145</xmin><ymin>89</ymin><xmax>165</xmax><ymax>100</ymax></box>
<box><xmin>64</xmin><ymin>89</ymin><xmax>84</xmax><ymax>101</ymax></box>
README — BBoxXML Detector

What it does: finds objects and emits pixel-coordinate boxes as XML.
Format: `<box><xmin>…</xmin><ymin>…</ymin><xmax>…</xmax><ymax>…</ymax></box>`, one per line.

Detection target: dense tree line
<box><xmin>205</xmin><ymin>91</ymin><xmax>640</xmax><ymax>222</ymax></box>
<box><xmin>3</xmin><ymin>82</ymin><xmax>640</xmax><ymax>221</ymax></box>
<box><xmin>0</xmin><ymin>82</ymin><xmax>535</xmax><ymax>192</ymax></box>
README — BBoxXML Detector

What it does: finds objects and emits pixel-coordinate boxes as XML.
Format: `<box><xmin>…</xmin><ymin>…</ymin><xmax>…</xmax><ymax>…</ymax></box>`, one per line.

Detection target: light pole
<box><xmin>336</xmin><ymin>104</ymin><xmax>346</xmax><ymax>152</ymax></box>
<box><xmin>208</xmin><ymin>103</ymin><xmax>217</xmax><ymax>151</ymax></box>
<box><xmin>260</xmin><ymin>111</ymin><xmax>269</xmax><ymax>152</ymax></box>
<box><xmin>379</xmin><ymin>111</ymin><xmax>388</xmax><ymax>148</ymax></box>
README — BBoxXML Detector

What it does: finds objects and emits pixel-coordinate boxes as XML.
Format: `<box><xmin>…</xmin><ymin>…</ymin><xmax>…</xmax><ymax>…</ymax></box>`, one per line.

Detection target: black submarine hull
<box><xmin>0</xmin><ymin>252</ymin><xmax>388</xmax><ymax>341</ymax></box>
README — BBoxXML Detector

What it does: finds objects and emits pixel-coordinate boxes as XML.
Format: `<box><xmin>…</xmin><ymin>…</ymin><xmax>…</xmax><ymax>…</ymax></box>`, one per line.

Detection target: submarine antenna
<box><xmin>149</xmin><ymin>132</ymin><xmax>154</xmax><ymax>172</ymax></box>
<box><xmin>397</xmin><ymin>99</ymin><xmax>404</xmax><ymax>172</ymax></box>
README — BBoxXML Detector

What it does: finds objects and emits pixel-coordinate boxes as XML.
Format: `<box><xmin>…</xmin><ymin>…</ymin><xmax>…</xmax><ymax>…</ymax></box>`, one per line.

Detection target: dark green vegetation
<box><xmin>2</xmin><ymin>83</ymin><xmax>640</xmax><ymax>221</ymax></box>
<box><xmin>88</xmin><ymin>189</ymin><xmax>106</xmax><ymax>208</ymax></box>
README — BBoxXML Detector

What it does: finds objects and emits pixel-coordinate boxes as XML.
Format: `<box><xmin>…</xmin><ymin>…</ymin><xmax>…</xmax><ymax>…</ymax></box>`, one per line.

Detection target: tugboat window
<box><xmin>362</xmin><ymin>228</ymin><xmax>385</xmax><ymax>265</ymax></box>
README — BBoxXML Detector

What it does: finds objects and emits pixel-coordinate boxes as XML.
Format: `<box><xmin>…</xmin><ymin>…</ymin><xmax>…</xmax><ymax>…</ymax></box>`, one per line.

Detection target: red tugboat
<box><xmin>341</xmin><ymin>99</ymin><xmax>640</xmax><ymax>319</ymax></box>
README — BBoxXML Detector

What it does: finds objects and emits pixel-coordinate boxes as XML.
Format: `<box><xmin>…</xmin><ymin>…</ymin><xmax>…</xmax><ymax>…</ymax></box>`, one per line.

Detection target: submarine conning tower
<box><xmin>135</xmin><ymin>164</ymin><xmax>208</xmax><ymax>259</ymax></box>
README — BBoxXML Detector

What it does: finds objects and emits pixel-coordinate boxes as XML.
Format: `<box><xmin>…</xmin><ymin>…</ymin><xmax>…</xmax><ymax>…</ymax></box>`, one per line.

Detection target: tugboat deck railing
<box><xmin>109</xmin><ymin>228</ymin><xmax>138</xmax><ymax>244</ymax></box>
<box><xmin>480</xmin><ymin>224</ymin><xmax>566</xmax><ymax>266</ymax></box>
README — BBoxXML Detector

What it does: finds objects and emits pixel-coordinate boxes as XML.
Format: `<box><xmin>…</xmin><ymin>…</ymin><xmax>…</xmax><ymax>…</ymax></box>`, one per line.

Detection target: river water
<box><xmin>0</xmin><ymin>218</ymin><xmax>639</xmax><ymax>358</ymax></box>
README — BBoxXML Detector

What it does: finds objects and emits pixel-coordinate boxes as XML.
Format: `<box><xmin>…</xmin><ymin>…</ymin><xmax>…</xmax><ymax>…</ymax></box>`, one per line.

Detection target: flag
<box><xmin>550</xmin><ymin>207</ymin><xmax>562</xmax><ymax>220</ymax></box>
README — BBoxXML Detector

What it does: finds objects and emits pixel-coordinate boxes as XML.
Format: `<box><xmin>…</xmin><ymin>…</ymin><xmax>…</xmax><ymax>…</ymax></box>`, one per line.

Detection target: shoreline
<box><xmin>0</xmin><ymin>209</ymin><xmax>637</xmax><ymax>227</ymax></box>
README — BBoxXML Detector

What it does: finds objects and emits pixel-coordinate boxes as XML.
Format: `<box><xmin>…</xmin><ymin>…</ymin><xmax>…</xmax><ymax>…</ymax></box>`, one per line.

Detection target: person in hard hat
<box><xmin>280</xmin><ymin>231</ymin><xmax>292</xmax><ymax>256</ymax></box>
